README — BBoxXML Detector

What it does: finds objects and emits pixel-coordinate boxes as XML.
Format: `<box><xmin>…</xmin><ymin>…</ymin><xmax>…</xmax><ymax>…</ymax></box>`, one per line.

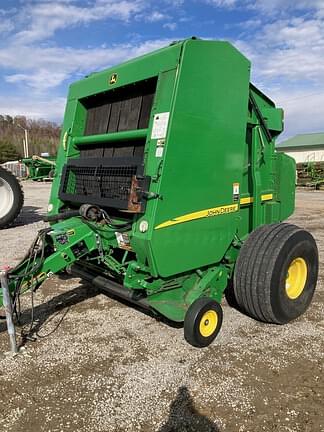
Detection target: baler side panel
<box><xmin>238</xmin><ymin>85</ymin><xmax>286</xmax><ymax>237</ymax></box>
<box><xmin>276</xmin><ymin>152</ymin><xmax>296</xmax><ymax>220</ymax></box>
<box><xmin>149</xmin><ymin>40</ymin><xmax>251</xmax><ymax>277</ymax></box>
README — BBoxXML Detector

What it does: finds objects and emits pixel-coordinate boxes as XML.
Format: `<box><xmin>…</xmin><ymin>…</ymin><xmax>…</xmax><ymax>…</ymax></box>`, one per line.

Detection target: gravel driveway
<box><xmin>0</xmin><ymin>182</ymin><xmax>323</xmax><ymax>432</ymax></box>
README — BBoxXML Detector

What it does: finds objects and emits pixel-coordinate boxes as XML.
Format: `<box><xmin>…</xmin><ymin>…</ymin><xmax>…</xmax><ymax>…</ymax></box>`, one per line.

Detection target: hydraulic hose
<box><xmin>43</xmin><ymin>210</ymin><xmax>80</xmax><ymax>222</ymax></box>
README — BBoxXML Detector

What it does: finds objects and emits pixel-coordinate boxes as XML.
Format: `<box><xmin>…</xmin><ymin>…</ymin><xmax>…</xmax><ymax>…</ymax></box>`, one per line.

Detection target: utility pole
<box><xmin>2</xmin><ymin>117</ymin><xmax>30</xmax><ymax>158</ymax></box>
<box><xmin>15</xmin><ymin>122</ymin><xmax>29</xmax><ymax>158</ymax></box>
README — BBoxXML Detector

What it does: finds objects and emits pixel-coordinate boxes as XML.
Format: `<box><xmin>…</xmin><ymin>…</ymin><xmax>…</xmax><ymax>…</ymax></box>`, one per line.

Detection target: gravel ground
<box><xmin>0</xmin><ymin>181</ymin><xmax>323</xmax><ymax>432</ymax></box>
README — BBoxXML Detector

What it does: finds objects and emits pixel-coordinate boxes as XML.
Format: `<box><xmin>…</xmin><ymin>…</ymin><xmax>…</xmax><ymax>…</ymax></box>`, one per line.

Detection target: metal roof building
<box><xmin>276</xmin><ymin>132</ymin><xmax>324</xmax><ymax>163</ymax></box>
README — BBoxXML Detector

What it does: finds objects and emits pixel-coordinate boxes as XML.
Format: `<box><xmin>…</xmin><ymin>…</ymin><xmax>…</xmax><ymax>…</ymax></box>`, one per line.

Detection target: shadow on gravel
<box><xmin>159</xmin><ymin>386</ymin><xmax>220</xmax><ymax>432</ymax></box>
<box><xmin>103</xmin><ymin>291</ymin><xmax>184</xmax><ymax>329</ymax></box>
<box><xmin>0</xmin><ymin>283</ymin><xmax>100</xmax><ymax>345</ymax></box>
<box><xmin>0</xmin><ymin>275</ymin><xmax>183</xmax><ymax>349</ymax></box>
<box><xmin>15</xmin><ymin>205</ymin><xmax>45</xmax><ymax>226</ymax></box>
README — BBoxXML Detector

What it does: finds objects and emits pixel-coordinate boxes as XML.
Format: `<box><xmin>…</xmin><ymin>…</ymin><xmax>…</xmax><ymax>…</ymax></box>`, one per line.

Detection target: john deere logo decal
<box><xmin>110</xmin><ymin>73</ymin><xmax>118</xmax><ymax>85</ymax></box>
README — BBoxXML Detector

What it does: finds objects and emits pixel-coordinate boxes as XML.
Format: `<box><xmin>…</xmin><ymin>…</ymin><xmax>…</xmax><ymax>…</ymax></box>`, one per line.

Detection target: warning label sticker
<box><xmin>155</xmin><ymin>147</ymin><xmax>164</xmax><ymax>157</ymax></box>
<box><xmin>115</xmin><ymin>232</ymin><xmax>132</xmax><ymax>250</ymax></box>
<box><xmin>151</xmin><ymin>112</ymin><xmax>170</xmax><ymax>139</ymax></box>
<box><xmin>233</xmin><ymin>182</ymin><xmax>240</xmax><ymax>202</ymax></box>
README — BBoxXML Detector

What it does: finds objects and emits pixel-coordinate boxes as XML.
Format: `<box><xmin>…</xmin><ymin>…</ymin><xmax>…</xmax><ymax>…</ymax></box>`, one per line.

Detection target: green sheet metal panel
<box><xmin>49</xmin><ymin>38</ymin><xmax>291</xmax><ymax>280</ymax></box>
<box><xmin>145</xmin><ymin>40</ymin><xmax>251</xmax><ymax>277</ymax></box>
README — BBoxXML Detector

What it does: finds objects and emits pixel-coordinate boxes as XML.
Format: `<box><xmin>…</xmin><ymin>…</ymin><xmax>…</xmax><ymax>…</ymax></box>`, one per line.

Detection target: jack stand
<box><xmin>0</xmin><ymin>271</ymin><xmax>18</xmax><ymax>354</ymax></box>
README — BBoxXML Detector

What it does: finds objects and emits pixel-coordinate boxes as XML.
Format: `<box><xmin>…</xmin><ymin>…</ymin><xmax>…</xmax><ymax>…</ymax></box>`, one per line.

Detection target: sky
<box><xmin>0</xmin><ymin>0</ymin><xmax>324</xmax><ymax>140</ymax></box>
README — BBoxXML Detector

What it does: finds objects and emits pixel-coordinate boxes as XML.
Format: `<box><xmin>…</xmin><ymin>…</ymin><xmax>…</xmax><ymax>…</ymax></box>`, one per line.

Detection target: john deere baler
<box><xmin>1</xmin><ymin>38</ymin><xmax>318</xmax><ymax>347</ymax></box>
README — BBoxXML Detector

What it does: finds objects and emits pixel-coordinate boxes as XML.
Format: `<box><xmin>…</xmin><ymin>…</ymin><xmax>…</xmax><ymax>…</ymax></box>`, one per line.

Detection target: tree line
<box><xmin>0</xmin><ymin>115</ymin><xmax>61</xmax><ymax>163</ymax></box>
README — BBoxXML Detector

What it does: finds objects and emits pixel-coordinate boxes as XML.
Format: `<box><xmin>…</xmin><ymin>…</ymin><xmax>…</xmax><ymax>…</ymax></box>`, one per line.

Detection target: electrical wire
<box><xmin>36</xmin><ymin>307</ymin><xmax>70</xmax><ymax>339</ymax></box>
<box><xmin>100</xmin><ymin>209</ymin><xmax>132</xmax><ymax>230</ymax></box>
<box><xmin>281</xmin><ymin>90</ymin><xmax>324</xmax><ymax>104</ymax></box>
<box><xmin>10</xmin><ymin>228</ymin><xmax>49</xmax><ymax>333</ymax></box>
<box><xmin>9</xmin><ymin>206</ymin><xmax>131</xmax><ymax>340</ymax></box>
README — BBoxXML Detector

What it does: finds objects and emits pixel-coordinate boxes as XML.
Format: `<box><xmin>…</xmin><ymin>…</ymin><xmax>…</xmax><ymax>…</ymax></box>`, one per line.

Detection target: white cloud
<box><xmin>250</xmin><ymin>0</ymin><xmax>324</xmax><ymax>14</ymax></box>
<box><xmin>0</xmin><ymin>35</ymin><xmax>172</xmax><ymax>122</ymax></box>
<box><xmin>0</xmin><ymin>0</ymin><xmax>176</xmax><ymax>123</ymax></box>
<box><xmin>273</xmin><ymin>89</ymin><xmax>324</xmax><ymax>140</ymax></box>
<box><xmin>205</xmin><ymin>0</ymin><xmax>238</xmax><ymax>7</ymax></box>
<box><xmin>0</xmin><ymin>40</ymin><xmax>170</xmax><ymax>91</ymax></box>
<box><xmin>0</xmin><ymin>18</ymin><xmax>14</xmax><ymax>33</ymax></box>
<box><xmin>163</xmin><ymin>0</ymin><xmax>184</xmax><ymax>5</ymax></box>
<box><xmin>233</xmin><ymin>10</ymin><xmax>324</xmax><ymax>138</ymax></box>
<box><xmin>145</xmin><ymin>11</ymin><xmax>169</xmax><ymax>22</ymax></box>
<box><xmin>0</xmin><ymin>0</ymin><xmax>323</xmax><ymax>141</ymax></box>
<box><xmin>13</xmin><ymin>0</ymin><xmax>145</xmax><ymax>44</ymax></box>
<box><xmin>204</xmin><ymin>0</ymin><xmax>324</xmax><ymax>15</ymax></box>
<box><xmin>0</xmin><ymin>95</ymin><xmax>66</xmax><ymax>122</ymax></box>
<box><xmin>5</xmin><ymin>70</ymin><xmax>69</xmax><ymax>91</ymax></box>
<box><xmin>163</xmin><ymin>22</ymin><xmax>177</xmax><ymax>30</ymax></box>
<box><xmin>0</xmin><ymin>39</ymin><xmax>171</xmax><ymax>91</ymax></box>
<box><xmin>0</xmin><ymin>0</ymin><xmax>173</xmax><ymax>93</ymax></box>
<box><xmin>235</xmin><ymin>17</ymin><xmax>324</xmax><ymax>85</ymax></box>
<box><xmin>236</xmin><ymin>18</ymin><xmax>262</xmax><ymax>29</ymax></box>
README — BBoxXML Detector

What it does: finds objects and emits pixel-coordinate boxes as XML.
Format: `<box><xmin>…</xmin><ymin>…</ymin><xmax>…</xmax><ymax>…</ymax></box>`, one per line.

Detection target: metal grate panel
<box><xmin>59</xmin><ymin>157</ymin><xmax>149</xmax><ymax>213</ymax></box>
<box><xmin>63</xmin><ymin>165</ymin><xmax>137</xmax><ymax>201</ymax></box>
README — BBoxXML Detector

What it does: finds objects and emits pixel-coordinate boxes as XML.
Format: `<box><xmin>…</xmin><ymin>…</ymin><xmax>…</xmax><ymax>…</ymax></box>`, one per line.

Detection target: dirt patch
<box><xmin>0</xmin><ymin>182</ymin><xmax>323</xmax><ymax>431</ymax></box>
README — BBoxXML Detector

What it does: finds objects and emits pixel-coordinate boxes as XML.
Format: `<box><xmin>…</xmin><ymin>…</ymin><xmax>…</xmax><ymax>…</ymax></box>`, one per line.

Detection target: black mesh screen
<box><xmin>63</xmin><ymin>165</ymin><xmax>137</xmax><ymax>201</ymax></box>
<box><xmin>60</xmin><ymin>79</ymin><xmax>155</xmax><ymax>212</ymax></box>
<box><xmin>82</xmin><ymin>78</ymin><xmax>156</xmax><ymax>136</ymax></box>
<box><xmin>59</xmin><ymin>157</ymin><xmax>149</xmax><ymax>212</ymax></box>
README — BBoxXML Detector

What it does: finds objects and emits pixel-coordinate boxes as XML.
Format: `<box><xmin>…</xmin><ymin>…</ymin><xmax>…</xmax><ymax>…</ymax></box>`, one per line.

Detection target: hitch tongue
<box><xmin>0</xmin><ymin>271</ymin><xmax>18</xmax><ymax>354</ymax></box>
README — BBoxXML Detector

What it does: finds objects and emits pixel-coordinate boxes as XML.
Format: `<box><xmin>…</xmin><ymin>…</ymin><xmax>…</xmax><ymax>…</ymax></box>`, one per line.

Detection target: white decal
<box><xmin>151</xmin><ymin>112</ymin><xmax>170</xmax><ymax>139</ymax></box>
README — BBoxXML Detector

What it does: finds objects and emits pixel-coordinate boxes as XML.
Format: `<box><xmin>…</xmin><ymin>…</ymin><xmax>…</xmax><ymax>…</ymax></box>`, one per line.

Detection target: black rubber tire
<box><xmin>0</xmin><ymin>167</ymin><xmax>24</xmax><ymax>229</ymax></box>
<box><xmin>233</xmin><ymin>223</ymin><xmax>318</xmax><ymax>324</ymax></box>
<box><xmin>184</xmin><ymin>297</ymin><xmax>223</xmax><ymax>347</ymax></box>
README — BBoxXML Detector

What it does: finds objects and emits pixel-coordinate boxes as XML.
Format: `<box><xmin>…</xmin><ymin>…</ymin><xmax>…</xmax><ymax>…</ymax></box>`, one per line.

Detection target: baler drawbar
<box><xmin>0</xmin><ymin>38</ymin><xmax>318</xmax><ymax>348</ymax></box>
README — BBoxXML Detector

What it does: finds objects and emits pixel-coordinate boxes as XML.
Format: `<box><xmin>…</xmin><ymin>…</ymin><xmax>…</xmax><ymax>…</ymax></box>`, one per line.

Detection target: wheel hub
<box><xmin>199</xmin><ymin>310</ymin><xmax>218</xmax><ymax>337</ymax></box>
<box><xmin>285</xmin><ymin>257</ymin><xmax>307</xmax><ymax>300</ymax></box>
<box><xmin>0</xmin><ymin>177</ymin><xmax>14</xmax><ymax>219</ymax></box>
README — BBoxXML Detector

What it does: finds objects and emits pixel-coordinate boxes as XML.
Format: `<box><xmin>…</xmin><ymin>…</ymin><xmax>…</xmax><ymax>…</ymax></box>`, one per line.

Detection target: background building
<box><xmin>276</xmin><ymin>133</ymin><xmax>324</xmax><ymax>163</ymax></box>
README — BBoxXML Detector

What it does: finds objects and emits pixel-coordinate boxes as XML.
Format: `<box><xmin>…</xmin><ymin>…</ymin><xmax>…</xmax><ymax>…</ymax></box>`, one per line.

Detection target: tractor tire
<box><xmin>233</xmin><ymin>223</ymin><xmax>318</xmax><ymax>324</ymax></box>
<box><xmin>0</xmin><ymin>167</ymin><xmax>24</xmax><ymax>229</ymax></box>
<box><xmin>184</xmin><ymin>297</ymin><xmax>223</xmax><ymax>347</ymax></box>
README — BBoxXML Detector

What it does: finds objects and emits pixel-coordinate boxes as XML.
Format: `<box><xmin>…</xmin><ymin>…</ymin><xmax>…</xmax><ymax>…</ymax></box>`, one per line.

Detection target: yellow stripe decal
<box><xmin>261</xmin><ymin>193</ymin><xmax>273</xmax><ymax>201</ymax></box>
<box><xmin>155</xmin><ymin>203</ymin><xmax>239</xmax><ymax>230</ymax></box>
<box><xmin>240</xmin><ymin>194</ymin><xmax>273</xmax><ymax>205</ymax></box>
<box><xmin>155</xmin><ymin>194</ymin><xmax>274</xmax><ymax>230</ymax></box>
<box><xmin>240</xmin><ymin>197</ymin><xmax>254</xmax><ymax>205</ymax></box>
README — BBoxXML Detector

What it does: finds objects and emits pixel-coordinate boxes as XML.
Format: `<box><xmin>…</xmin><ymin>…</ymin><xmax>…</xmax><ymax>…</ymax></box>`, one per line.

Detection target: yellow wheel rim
<box><xmin>285</xmin><ymin>257</ymin><xmax>308</xmax><ymax>300</ymax></box>
<box><xmin>199</xmin><ymin>310</ymin><xmax>218</xmax><ymax>337</ymax></box>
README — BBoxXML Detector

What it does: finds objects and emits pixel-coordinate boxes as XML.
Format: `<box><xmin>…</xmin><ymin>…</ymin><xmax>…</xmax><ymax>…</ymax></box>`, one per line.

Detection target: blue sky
<box><xmin>0</xmin><ymin>0</ymin><xmax>324</xmax><ymax>139</ymax></box>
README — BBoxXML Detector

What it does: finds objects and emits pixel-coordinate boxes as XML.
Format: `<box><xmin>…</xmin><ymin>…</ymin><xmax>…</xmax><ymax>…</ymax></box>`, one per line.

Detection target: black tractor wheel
<box><xmin>184</xmin><ymin>297</ymin><xmax>223</xmax><ymax>347</ymax></box>
<box><xmin>0</xmin><ymin>167</ymin><xmax>24</xmax><ymax>229</ymax></box>
<box><xmin>233</xmin><ymin>223</ymin><xmax>318</xmax><ymax>324</ymax></box>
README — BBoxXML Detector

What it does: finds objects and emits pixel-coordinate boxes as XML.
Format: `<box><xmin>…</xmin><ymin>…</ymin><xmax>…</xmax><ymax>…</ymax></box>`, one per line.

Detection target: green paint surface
<box><xmin>4</xmin><ymin>39</ymin><xmax>295</xmax><ymax>322</ymax></box>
